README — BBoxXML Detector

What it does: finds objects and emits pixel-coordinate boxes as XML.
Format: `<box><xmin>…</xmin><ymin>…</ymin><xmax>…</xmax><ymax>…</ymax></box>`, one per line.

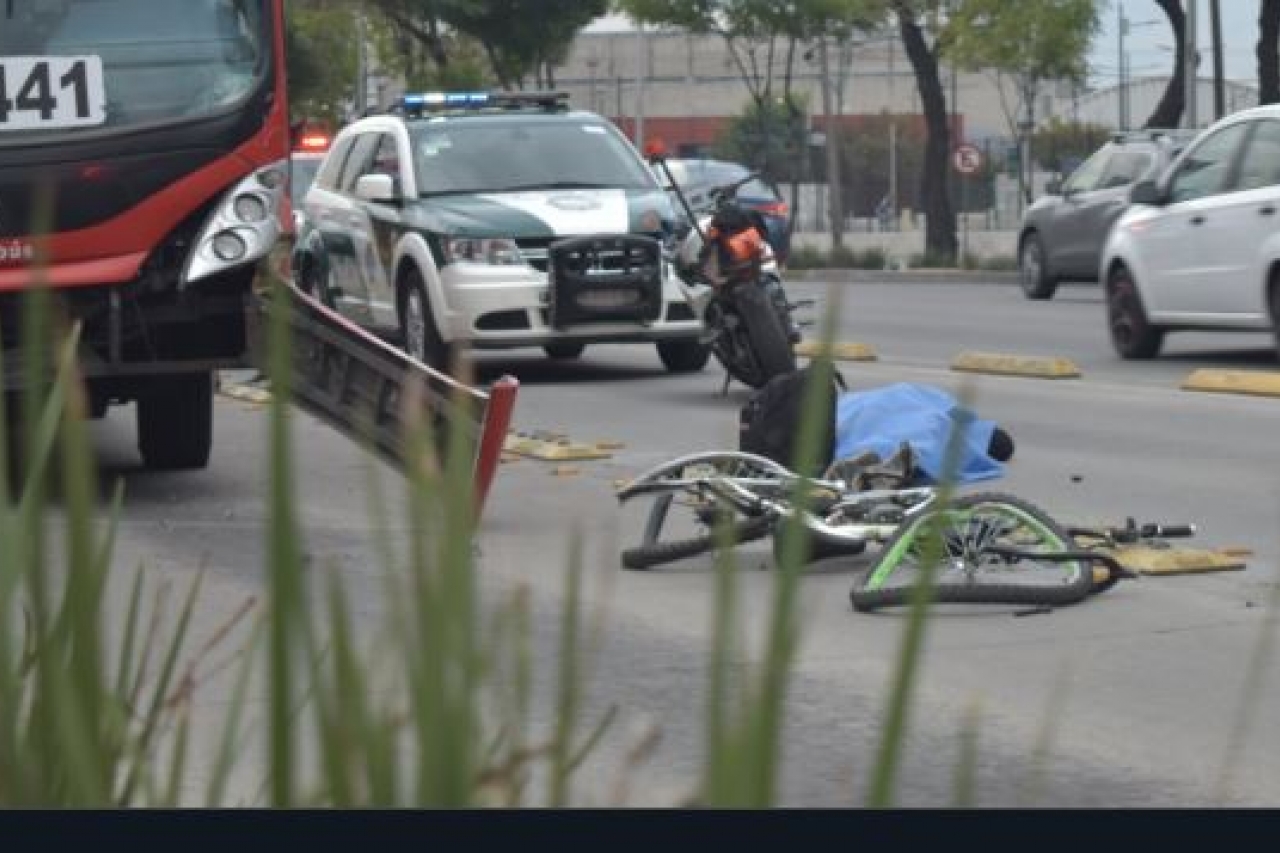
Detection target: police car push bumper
<box><xmin>439</xmin><ymin>248</ymin><xmax>702</xmax><ymax>347</ymax></box>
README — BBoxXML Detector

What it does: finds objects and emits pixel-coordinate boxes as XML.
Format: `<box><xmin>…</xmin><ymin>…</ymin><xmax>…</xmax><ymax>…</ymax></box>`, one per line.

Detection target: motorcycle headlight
<box><xmin>443</xmin><ymin>237</ymin><xmax>524</xmax><ymax>266</ymax></box>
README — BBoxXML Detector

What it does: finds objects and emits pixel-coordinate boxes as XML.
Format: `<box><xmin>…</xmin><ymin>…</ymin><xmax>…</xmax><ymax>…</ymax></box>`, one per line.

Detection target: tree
<box><xmin>887</xmin><ymin>1</ymin><xmax>957</xmax><ymax>262</ymax></box>
<box><xmin>1145</xmin><ymin>0</ymin><xmax>1186</xmax><ymax>128</ymax></box>
<box><xmin>945</xmin><ymin>0</ymin><xmax>1098</xmax><ymax>203</ymax></box>
<box><xmin>621</xmin><ymin>0</ymin><xmax>877</xmax><ymax>234</ymax></box>
<box><xmin>361</xmin><ymin>0</ymin><xmax>453</xmax><ymax>73</ymax></box>
<box><xmin>287</xmin><ymin>2</ymin><xmax>361</xmax><ymax>124</ymax></box>
<box><xmin>362</xmin><ymin>0</ymin><xmax>608</xmax><ymax>90</ymax></box>
<box><xmin>834</xmin><ymin>112</ymin><xmax>926</xmax><ymax>217</ymax></box>
<box><xmin>439</xmin><ymin>0</ymin><xmax>608</xmax><ymax>89</ymax></box>
<box><xmin>1260</xmin><ymin>0</ymin><xmax>1280</xmax><ymax>104</ymax></box>
<box><xmin>1031</xmin><ymin>118</ymin><xmax>1111</xmax><ymax>173</ymax></box>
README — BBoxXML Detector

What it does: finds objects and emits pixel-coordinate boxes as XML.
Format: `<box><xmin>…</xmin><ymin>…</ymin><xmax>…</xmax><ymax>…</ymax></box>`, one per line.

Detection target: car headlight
<box><xmin>443</xmin><ymin>237</ymin><xmax>524</xmax><ymax>266</ymax></box>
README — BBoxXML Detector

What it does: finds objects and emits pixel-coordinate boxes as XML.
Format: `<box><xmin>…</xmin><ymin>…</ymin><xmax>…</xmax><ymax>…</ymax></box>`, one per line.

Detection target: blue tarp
<box><xmin>833</xmin><ymin>383</ymin><xmax>1004</xmax><ymax>485</ymax></box>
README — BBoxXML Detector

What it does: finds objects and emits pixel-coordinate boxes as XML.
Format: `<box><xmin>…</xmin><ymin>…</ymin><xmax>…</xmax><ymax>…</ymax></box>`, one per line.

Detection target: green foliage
<box><xmin>944</xmin><ymin>0</ymin><xmax>1099</xmax><ymax>86</ymax></box>
<box><xmin>713</xmin><ymin>96</ymin><xmax>812</xmax><ymax>183</ymax></box>
<box><xmin>834</xmin><ymin>113</ymin><xmax>927</xmax><ymax>218</ymax></box>
<box><xmin>366</xmin><ymin>0</ymin><xmax>608</xmax><ymax>90</ymax></box>
<box><xmin>623</xmin><ymin>0</ymin><xmax>881</xmax><ymax>39</ymax></box>
<box><xmin>286</xmin><ymin>3</ymin><xmax>360</xmax><ymax>124</ymax></box>
<box><xmin>1031</xmin><ymin>118</ymin><xmax>1112</xmax><ymax>174</ymax></box>
<box><xmin>786</xmin><ymin>244</ymin><xmax>890</xmax><ymax>269</ymax></box>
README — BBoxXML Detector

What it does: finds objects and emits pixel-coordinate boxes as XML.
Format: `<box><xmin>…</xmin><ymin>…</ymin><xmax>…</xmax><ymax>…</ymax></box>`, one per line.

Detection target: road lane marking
<box><xmin>950</xmin><ymin>351</ymin><xmax>1082</xmax><ymax>379</ymax></box>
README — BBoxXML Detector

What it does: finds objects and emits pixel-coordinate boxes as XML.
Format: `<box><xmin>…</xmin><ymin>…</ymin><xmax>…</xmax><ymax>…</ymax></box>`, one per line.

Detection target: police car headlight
<box><xmin>444</xmin><ymin>237</ymin><xmax>524</xmax><ymax>266</ymax></box>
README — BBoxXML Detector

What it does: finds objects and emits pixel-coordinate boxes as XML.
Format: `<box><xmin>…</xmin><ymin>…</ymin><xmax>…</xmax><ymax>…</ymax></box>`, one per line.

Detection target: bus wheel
<box><xmin>137</xmin><ymin>372</ymin><xmax>214</xmax><ymax>470</ymax></box>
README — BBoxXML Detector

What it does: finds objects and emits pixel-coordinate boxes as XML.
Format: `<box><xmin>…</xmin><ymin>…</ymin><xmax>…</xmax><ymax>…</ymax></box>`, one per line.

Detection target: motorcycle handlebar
<box><xmin>708</xmin><ymin>172</ymin><xmax>763</xmax><ymax>205</ymax></box>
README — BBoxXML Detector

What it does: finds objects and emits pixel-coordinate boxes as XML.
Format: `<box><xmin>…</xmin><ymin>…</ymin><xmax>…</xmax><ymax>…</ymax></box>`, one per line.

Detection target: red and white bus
<box><xmin>0</xmin><ymin>0</ymin><xmax>290</xmax><ymax>469</ymax></box>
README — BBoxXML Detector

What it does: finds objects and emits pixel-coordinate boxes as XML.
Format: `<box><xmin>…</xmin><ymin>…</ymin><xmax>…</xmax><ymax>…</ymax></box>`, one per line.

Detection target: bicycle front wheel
<box><xmin>622</xmin><ymin>493</ymin><xmax>773</xmax><ymax>570</ymax></box>
<box><xmin>851</xmin><ymin>492</ymin><xmax>1092</xmax><ymax>612</ymax></box>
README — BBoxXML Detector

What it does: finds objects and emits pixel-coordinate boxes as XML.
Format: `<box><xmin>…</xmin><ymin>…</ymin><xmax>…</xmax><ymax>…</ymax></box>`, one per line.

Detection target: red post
<box><xmin>472</xmin><ymin>375</ymin><xmax>519</xmax><ymax>520</ymax></box>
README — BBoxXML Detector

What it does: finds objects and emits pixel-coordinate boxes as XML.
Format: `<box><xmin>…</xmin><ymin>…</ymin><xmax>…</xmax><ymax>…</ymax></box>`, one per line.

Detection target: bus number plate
<box><xmin>0</xmin><ymin>56</ymin><xmax>106</xmax><ymax>132</ymax></box>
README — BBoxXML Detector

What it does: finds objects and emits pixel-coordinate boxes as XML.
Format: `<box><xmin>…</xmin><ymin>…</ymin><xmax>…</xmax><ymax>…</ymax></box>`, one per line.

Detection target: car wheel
<box><xmin>1270</xmin><ymin>274</ymin><xmax>1280</xmax><ymax>362</ymax></box>
<box><xmin>656</xmin><ymin>338</ymin><xmax>711</xmax><ymax>373</ymax></box>
<box><xmin>544</xmin><ymin>342</ymin><xmax>586</xmax><ymax>360</ymax></box>
<box><xmin>136</xmin><ymin>373</ymin><xmax>213</xmax><ymax>471</ymax></box>
<box><xmin>298</xmin><ymin>257</ymin><xmax>336</xmax><ymax>310</ymax></box>
<box><xmin>1106</xmin><ymin>264</ymin><xmax>1164</xmax><ymax>360</ymax></box>
<box><xmin>1019</xmin><ymin>232</ymin><xmax>1058</xmax><ymax>300</ymax></box>
<box><xmin>399</xmin><ymin>267</ymin><xmax>453</xmax><ymax>373</ymax></box>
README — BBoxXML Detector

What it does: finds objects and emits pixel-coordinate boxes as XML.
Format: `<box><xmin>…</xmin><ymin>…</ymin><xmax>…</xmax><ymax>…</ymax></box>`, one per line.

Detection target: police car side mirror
<box><xmin>1045</xmin><ymin>178</ymin><xmax>1062</xmax><ymax>196</ymax></box>
<box><xmin>355</xmin><ymin>174</ymin><xmax>399</xmax><ymax>204</ymax></box>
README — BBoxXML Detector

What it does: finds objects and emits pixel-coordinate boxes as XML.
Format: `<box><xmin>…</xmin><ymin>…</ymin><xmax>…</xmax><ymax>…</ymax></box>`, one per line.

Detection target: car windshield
<box><xmin>410</xmin><ymin>118</ymin><xmax>658</xmax><ymax>195</ymax></box>
<box><xmin>662</xmin><ymin>161</ymin><xmax>776</xmax><ymax>210</ymax></box>
<box><xmin>0</xmin><ymin>0</ymin><xmax>268</xmax><ymax>140</ymax></box>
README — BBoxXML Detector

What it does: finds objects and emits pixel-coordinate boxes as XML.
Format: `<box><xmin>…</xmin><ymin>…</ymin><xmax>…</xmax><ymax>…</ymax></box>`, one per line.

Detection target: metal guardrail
<box><xmin>248</xmin><ymin>282</ymin><xmax>518</xmax><ymax>520</ymax></box>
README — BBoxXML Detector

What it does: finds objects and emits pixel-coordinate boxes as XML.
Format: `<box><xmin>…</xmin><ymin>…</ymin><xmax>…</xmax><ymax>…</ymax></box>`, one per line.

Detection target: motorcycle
<box><xmin>649</xmin><ymin>151</ymin><xmax>800</xmax><ymax>390</ymax></box>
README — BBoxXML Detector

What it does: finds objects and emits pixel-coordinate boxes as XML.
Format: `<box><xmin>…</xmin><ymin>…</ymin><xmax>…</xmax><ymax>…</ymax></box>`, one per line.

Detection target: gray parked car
<box><xmin>1017</xmin><ymin>130</ymin><xmax>1196</xmax><ymax>300</ymax></box>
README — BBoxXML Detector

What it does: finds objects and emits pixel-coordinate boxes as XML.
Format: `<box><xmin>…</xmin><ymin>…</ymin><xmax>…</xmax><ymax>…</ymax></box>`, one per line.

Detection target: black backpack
<box><xmin>738</xmin><ymin>365</ymin><xmax>846</xmax><ymax>476</ymax></box>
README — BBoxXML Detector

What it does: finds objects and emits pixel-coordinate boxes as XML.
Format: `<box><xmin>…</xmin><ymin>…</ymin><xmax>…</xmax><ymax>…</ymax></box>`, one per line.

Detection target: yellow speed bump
<box><xmin>1107</xmin><ymin>546</ymin><xmax>1247</xmax><ymax>576</ymax></box>
<box><xmin>951</xmin><ymin>351</ymin><xmax>1081</xmax><ymax>379</ymax></box>
<box><xmin>794</xmin><ymin>340</ymin><xmax>878</xmax><ymax>362</ymax></box>
<box><xmin>503</xmin><ymin>431</ymin><xmax>613</xmax><ymax>462</ymax></box>
<box><xmin>1180</xmin><ymin>369</ymin><xmax>1280</xmax><ymax>398</ymax></box>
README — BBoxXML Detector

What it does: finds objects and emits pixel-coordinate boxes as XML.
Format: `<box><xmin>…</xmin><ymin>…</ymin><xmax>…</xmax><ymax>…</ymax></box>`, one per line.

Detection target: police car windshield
<box><xmin>411</xmin><ymin>118</ymin><xmax>658</xmax><ymax>195</ymax></box>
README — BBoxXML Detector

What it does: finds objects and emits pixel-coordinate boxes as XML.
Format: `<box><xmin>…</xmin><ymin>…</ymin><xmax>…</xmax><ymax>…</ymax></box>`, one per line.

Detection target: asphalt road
<box><xmin>90</xmin><ymin>275</ymin><xmax>1280</xmax><ymax>806</ymax></box>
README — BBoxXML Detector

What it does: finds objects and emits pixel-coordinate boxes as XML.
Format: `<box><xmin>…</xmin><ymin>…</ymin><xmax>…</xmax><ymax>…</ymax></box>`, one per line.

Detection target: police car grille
<box><xmin>515</xmin><ymin>238</ymin><xmax>554</xmax><ymax>272</ymax></box>
<box><xmin>517</xmin><ymin>235</ymin><xmax>666</xmax><ymax>273</ymax></box>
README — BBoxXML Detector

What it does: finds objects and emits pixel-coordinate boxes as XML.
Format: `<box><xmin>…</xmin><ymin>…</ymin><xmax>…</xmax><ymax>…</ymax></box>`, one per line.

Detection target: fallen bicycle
<box><xmin>615</xmin><ymin>450</ymin><xmax>1205</xmax><ymax>612</ymax></box>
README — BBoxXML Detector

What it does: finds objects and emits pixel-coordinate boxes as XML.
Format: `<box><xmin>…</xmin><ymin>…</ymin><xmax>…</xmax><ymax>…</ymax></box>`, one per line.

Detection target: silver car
<box><xmin>1017</xmin><ymin>130</ymin><xmax>1195</xmax><ymax>300</ymax></box>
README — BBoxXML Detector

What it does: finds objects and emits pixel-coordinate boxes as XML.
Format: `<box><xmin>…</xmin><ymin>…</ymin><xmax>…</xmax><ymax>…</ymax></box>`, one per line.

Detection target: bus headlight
<box><xmin>233</xmin><ymin>193</ymin><xmax>269</xmax><ymax>223</ymax></box>
<box><xmin>212</xmin><ymin>231</ymin><xmax>248</xmax><ymax>262</ymax></box>
<box><xmin>185</xmin><ymin>160</ymin><xmax>287</xmax><ymax>286</ymax></box>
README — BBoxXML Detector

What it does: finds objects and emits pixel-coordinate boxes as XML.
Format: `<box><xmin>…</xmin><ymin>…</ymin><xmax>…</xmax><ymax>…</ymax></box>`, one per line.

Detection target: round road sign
<box><xmin>953</xmin><ymin>143</ymin><xmax>982</xmax><ymax>175</ymax></box>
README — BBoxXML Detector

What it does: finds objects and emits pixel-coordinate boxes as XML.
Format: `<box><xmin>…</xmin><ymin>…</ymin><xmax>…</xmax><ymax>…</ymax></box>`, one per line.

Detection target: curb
<box><xmin>787</xmin><ymin>269</ymin><xmax>1020</xmax><ymax>284</ymax></box>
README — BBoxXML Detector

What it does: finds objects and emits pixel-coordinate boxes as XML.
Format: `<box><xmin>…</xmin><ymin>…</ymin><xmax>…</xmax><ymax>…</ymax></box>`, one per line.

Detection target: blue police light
<box><xmin>401</xmin><ymin>91</ymin><xmax>490</xmax><ymax>111</ymax></box>
<box><xmin>398</xmin><ymin>90</ymin><xmax>568</xmax><ymax>116</ymax></box>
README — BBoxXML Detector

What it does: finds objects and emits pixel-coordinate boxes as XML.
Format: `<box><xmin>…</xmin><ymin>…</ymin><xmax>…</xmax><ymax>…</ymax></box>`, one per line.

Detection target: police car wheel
<box><xmin>399</xmin><ymin>268</ymin><xmax>451</xmax><ymax>372</ymax></box>
<box><xmin>656</xmin><ymin>338</ymin><xmax>711</xmax><ymax>373</ymax></box>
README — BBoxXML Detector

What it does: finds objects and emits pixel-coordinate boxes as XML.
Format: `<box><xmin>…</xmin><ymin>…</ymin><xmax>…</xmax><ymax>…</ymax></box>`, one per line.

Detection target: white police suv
<box><xmin>291</xmin><ymin>91</ymin><xmax>710</xmax><ymax>374</ymax></box>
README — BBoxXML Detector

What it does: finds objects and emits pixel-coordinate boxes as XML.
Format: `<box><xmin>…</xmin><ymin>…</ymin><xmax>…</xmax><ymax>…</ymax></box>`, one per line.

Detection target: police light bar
<box><xmin>399</xmin><ymin>91</ymin><xmax>569</xmax><ymax>115</ymax></box>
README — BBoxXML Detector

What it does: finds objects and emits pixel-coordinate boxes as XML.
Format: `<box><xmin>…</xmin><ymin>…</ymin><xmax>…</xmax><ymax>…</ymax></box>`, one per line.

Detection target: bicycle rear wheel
<box><xmin>850</xmin><ymin>492</ymin><xmax>1092</xmax><ymax>612</ymax></box>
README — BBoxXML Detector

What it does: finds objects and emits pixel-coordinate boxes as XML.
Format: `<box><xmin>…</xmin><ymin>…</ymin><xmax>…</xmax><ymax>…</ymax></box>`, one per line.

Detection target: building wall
<box><xmin>1062</xmin><ymin>76</ymin><xmax>1261</xmax><ymax>130</ymax></box>
<box><xmin>555</xmin><ymin>29</ymin><xmax>1041</xmax><ymax>150</ymax></box>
